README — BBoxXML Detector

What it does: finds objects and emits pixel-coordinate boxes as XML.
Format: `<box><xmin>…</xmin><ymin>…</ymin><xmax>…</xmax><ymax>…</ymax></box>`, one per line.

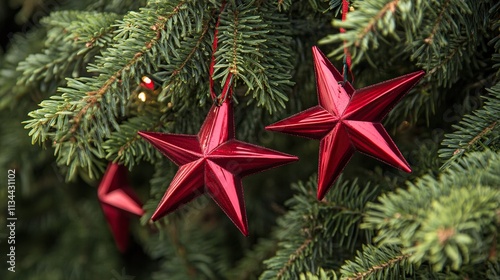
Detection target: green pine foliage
<box><xmin>363</xmin><ymin>150</ymin><xmax>500</xmax><ymax>273</ymax></box>
<box><xmin>17</xmin><ymin>11</ymin><xmax>120</xmax><ymax>87</ymax></box>
<box><xmin>439</xmin><ymin>82</ymin><xmax>500</xmax><ymax>167</ymax></box>
<box><xmin>214</xmin><ymin>1</ymin><xmax>294</xmax><ymax>112</ymax></box>
<box><xmin>0</xmin><ymin>0</ymin><xmax>499</xmax><ymax>279</ymax></box>
<box><xmin>260</xmin><ymin>177</ymin><xmax>379</xmax><ymax>280</ymax></box>
<box><xmin>339</xmin><ymin>245</ymin><xmax>414</xmax><ymax>280</ymax></box>
<box><xmin>141</xmin><ymin>203</ymin><xmax>234</xmax><ymax>280</ymax></box>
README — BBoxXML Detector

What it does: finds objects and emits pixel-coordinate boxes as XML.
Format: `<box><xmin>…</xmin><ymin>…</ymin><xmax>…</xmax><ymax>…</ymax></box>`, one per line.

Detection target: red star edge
<box><xmin>266</xmin><ymin>46</ymin><xmax>425</xmax><ymax>200</ymax></box>
<box><xmin>138</xmin><ymin>99</ymin><xmax>297</xmax><ymax>236</ymax></box>
<box><xmin>98</xmin><ymin>163</ymin><xmax>145</xmax><ymax>252</ymax></box>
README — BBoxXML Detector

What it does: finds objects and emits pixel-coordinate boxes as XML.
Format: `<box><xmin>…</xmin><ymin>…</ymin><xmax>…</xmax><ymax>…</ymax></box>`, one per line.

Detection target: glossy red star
<box><xmin>266</xmin><ymin>46</ymin><xmax>425</xmax><ymax>200</ymax></box>
<box><xmin>98</xmin><ymin>163</ymin><xmax>144</xmax><ymax>252</ymax></box>
<box><xmin>138</xmin><ymin>99</ymin><xmax>298</xmax><ymax>236</ymax></box>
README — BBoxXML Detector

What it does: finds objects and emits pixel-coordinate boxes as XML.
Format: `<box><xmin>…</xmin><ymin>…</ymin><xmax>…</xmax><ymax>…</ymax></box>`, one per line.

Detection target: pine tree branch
<box><xmin>0</xmin><ymin>30</ymin><xmax>47</xmax><ymax>109</ymax></box>
<box><xmin>25</xmin><ymin>0</ymin><xmax>212</xmax><ymax>179</ymax></box>
<box><xmin>102</xmin><ymin>108</ymin><xmax>166</xmax><ymax>167</ymax></box>
<box><xmin>16</xmin><ymin>11</ymin><xmax>119</xmax><ymax>91</ymax></box>
<box><xmin>67</xmin><ymin>49</ymin><xmax>139</xmax><ymax>132</ymax></box>
<box><xmin>116</xmin><ymin>118</ymin><xmax>164</xmax><ymax>158</ymax></box>
<box><xmin>229</xmin><ymin>9</ymin><xmax>239</xmax><ymax>75</ymax></box>
<box><xmin>319</xmin><ymin>200</ymin><xmax>364</xmax><ymax>215</ymax></box>
<box><xmin>84</xmin><ymin>25</ymin><xmax>116</xmax><ymax>48</ymax></box>
<box><xmin>440</xmin><ymin>81</ymin><xmax>500</xmax><ymax>164</ymax></box>
<box><xmin>357</xmin><ymin>0</ymin><xmax>399</xmax><ymax>47</ymax></box>
<box><xmin>168</xmin><ymin>16</ymin><xmax>211</xmax><ymax>84</ymax></box>
<box><xmin>168</xmin><ymin>225</ymin><xmax>198</xmax><ymax>278</ymax></box>
<box><xmin>226</xmin><ymin>238</ymin><xmax>278</xmax><ymax>280</ymax></box>
<box><xmin>364</xmin><ymin>151</ymin><xmax>500</xmax><ymax>271</ymax></box>
<box><xmin>452</xmin><ymin>121</ymin><xmax>498</xmax><ymax>156</ymax></box>
<box><xmin>426</xmin><ymin>37</ymin><xmax>467</xmax><ymax>76</ymax></box>
<box><xmin>215</xmin><ymin>2</ymin><xmax>293</xmax><ymax>112</ymax></box>
<box><xmin>424</xmin><ymin>0</ymin><xmax>451</xmax><ymax>44</ymax></box>
<box><xmin>347</xmin><ymin>253</ymin><xmax>411</xmax><ymax>280</ymax></box>
<box><xmin>261</xmin><ymin>177</ymin><xmax>380</xmax><ymax>280</ymax></box>
<box><xmin>277</xmin><ymin>238</ymin><xmax>313</xmax><ymax>279</ymax></box>
<box><xmin>68</xmin><ymin>2</ymin><xmax>187</xmax><ymax>138</ymax></box>
<box><xmin>340</xmin><ymin>244</ymin><xmax>415</xmax><ymax>280</ymax></box>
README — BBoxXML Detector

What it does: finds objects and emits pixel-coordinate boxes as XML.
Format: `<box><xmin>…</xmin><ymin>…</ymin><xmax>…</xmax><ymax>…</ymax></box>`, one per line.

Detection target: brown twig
<box><xmin>355</xmin><ymin>0</ymin><xmax>399</xmax><ymax>47</ymax></box>
<box><xmin>347</xmin><ymin>253</ymin><xmax>411</xmax><ymax>280</ymax></box>
<box><xmin>276</xmin><ymin>238</ymin><xmax>313</xmax><ymax>279</ymax></box>
<box><xmin>453</xmin><ymin>121</ymin><xmax>497</xmax><ymax>155</ymax></box>
<box><xmin>424</xmin><ymin>0</ymin><xmax>451</xmax><ymax>44</ymax></box>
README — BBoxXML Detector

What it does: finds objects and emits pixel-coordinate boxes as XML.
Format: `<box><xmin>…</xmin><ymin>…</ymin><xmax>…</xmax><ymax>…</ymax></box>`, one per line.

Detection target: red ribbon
<box><xmin>210</xmin><ymin>2</ymin><xmax>233</xmax><ymax>104</ymax></box>
<box><xmin>340</xmin><ymin>0</ymin><xmax>353</xmax><ymax>83</ymax></box>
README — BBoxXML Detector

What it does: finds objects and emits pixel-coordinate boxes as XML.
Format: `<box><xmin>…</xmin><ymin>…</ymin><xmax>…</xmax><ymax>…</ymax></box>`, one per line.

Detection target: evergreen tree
<box><xmin>0</xmin><ymin>0</ymin><xmax>498</xmax><ymax>279</ymax></box>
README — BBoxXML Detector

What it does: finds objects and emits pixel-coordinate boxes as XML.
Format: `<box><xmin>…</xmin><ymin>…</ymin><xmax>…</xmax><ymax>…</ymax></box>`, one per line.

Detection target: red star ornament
<box><xmin>98</xmin><ymin>163</ymin><xmax>145</xmax><ymax>252</ymax></box>
<box><xmin>266</xmin><ymin>46</ymin><xmax>425</xmax><ymax>200</ymax></box>
<box><xmin>138</xmin><ymin>99</ymin><xmax>298</xmax><ymax>236</ymax></box>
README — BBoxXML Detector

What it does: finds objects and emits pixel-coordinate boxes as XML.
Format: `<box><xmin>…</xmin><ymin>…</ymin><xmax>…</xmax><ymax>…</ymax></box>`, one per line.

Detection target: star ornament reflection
<box><xmin>266</xmin><ymin>46</ymin><xmax>425</xmax><ymax>200</ymax></box>
<box><xmin>139</xmin><ymin>99</ymin><xmax>298</xmax><ymax>236</ymax></box>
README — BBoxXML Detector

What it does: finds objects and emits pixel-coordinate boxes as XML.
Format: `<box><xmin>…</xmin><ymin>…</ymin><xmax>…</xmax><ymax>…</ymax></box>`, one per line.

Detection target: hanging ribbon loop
<box><xmin>210</xmin><ymin>1</ymin><xmax>234</xmax><ymax>105</ymax></box>
<box><xmin>340</xmin><ymin>0</ymin><xmax>353</xmax><ymax>85</ymax></box>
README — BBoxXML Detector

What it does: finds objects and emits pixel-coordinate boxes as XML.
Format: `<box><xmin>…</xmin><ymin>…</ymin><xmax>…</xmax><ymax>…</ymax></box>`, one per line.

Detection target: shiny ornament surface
<box><xmin>139</xmin><ymin>99</ymin><xmax>297</xmax><ymax>236</ymax></box>
<box><xmin>267</xmin><ymin>46</ymin><xmax>424</xmax><ymax>200</ymax></box>
<box><xmin>98</xmin><ymin>163</ymin><xmax>144</xmax><ymax>252</ymax></box>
